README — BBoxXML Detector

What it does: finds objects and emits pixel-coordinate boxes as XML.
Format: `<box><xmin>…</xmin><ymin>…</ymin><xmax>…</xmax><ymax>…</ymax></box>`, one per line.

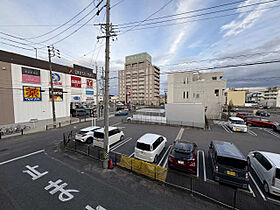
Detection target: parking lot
<box><xmin>103</xmin><ymin>120</ymin><xmax>280</xmax><ymax>207</ymax></box>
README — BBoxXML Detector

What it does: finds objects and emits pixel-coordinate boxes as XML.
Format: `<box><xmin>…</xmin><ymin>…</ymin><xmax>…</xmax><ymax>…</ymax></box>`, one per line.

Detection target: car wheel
<box><xmin>272</xmin><ymin>125</ymin><xmax>277</xmax><ymax>131</ymax></box>
<box><xmin>154</xmin><ymin>155</ymin><xmax>158</xmax><ymax>163</ymax></box>
<box><xmin>264</xmin><ymin>182</ymin><xmax>270</xmax><ymax>194</ymax></box>
<box><xmin>120</xmin><ymin>135</ymin><xmax>124</xmax><ymax>141</ymax></box>
<box><xmin>86</xmin><ymin>137</ymin><xmax>93</xmax><ymax>144</ymax></box>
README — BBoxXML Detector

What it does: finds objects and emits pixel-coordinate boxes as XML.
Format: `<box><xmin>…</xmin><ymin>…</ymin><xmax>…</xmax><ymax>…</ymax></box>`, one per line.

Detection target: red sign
<box><xmin>71</xmin><ymin>76</ymin><xmax>81</xmax><ymax>88</ymax></box>
<box><xmin>86</xmin><ymin>79</ymin><xmax>93</xmax><ymax>89</ymax></box>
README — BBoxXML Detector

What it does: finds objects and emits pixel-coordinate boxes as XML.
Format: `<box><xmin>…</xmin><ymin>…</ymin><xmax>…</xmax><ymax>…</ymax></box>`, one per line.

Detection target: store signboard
<box><xmin>73</xmin><ymin>96</ymin><xmax>80</xmax><ymax>101</ymax></box>
<box><xmin>71</xmin><ymin>76</ymin><xmax>81</xmax><ymax>88</ymax></box>
<box><xmin>22</xmin><ymin>67</ymin><xmax>41</xmax><ymax>84</ymax></box>
<box><xmin>50</xmin><ymin>73</ymin><xmax>62</xmax><ymax>86</ymax></box>
<box><xmin>23</xmin><ymin>86</ymin><xmax>42</xmax><ymax>101</ymax></box>
<box><xmin>49</xmin><ymin>88</ymin><xmax>63</xmax><ymax>102</ymax></box>
<box><xmin>86</xmin><ymin>79</ymin><xmax>93</xmax><ymax>89</ymax></box>
<box><xmin>86</xmin><ymin>90</ymin><xmax>94</xmax><ymax>95</ymax></box>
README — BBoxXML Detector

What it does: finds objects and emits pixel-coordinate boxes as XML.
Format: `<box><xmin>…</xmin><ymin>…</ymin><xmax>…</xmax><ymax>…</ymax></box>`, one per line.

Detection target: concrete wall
<box><xmin>227</xmin><ymin>91</ymin><xmax>246</xmax><ymax>106</ymax></box>
<box><xmin>165</xmin><ymin>103</ymin><xmax>205</xmax><ymax>128</ymax></box>
<box><xmin>168</xmin><ymin>71</ymin><xmax>226</xmax><ymax>119</ymax></box>
<box><xmin>0</xmin><ymin>61</ymin><xmax>15</xmax><ymax>125</ymax></box>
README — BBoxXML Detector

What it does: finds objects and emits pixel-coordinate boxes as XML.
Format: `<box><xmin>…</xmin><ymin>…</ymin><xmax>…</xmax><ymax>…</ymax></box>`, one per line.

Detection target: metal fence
<box><xmin>61</xmin><ymin>134</ymin><xmax>280</xmax><ymax>210</ymax></box>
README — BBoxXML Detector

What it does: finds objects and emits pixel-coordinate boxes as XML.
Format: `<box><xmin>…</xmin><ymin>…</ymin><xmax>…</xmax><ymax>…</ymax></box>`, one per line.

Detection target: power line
<box><xmin>25</xmin><ymin>0</ymin><xmax>96</xmax><ymax>40</ymax></box>
<box><xmin>111</xmin><ymin>0</ymin><xmax>125</xmax><ymax>9</ymax></box>
<box><xmin>0</xmin><ymin>41</ymin><xmax>34</xmax><ymax>51</ymax></box>
<box><xmin>121</xmin><ymin>0</ymin><xmax>175</xmax><ymax>34</ymax></box>
<box><xmin>121</xmin><ymin>4</ymin><xmax>280</xmax><ymax>32</ymax></box>
<box><xmin>118</xmin><ymin>0</ymin><xmax>279</xmax><ymax>30</ymax></box>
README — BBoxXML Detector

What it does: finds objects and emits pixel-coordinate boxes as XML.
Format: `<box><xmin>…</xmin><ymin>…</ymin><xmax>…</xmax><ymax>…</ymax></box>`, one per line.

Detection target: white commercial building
<box><xmin>0</xmin><ymin>50</ymin><xmax>96</xmax><ymax>126</ymax></box>
<box><xmin>168</xmin><ymin>71</ymin><xmax>226</xmax><ymax>119</ymax></box>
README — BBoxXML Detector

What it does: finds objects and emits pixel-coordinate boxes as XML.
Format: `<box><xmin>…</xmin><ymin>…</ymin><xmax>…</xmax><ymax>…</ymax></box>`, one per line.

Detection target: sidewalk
<box><xmin>0</xmin><ymin>113</ymin><xmax>115</xmax><ymax>139</ymax></box>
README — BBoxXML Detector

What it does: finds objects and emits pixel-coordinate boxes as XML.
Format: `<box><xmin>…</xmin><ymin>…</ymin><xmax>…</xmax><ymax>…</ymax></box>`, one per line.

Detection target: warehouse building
<box><xmin>0</xmin><ymin>50</ymin><xmax>96</xmax><ymax>126</ymax></box>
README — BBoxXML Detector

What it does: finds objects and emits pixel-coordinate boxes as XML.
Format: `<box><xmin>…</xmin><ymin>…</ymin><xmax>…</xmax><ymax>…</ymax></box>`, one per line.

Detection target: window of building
<box><xmin>215</xmin><ymin>89</ymin><xmax>219</xmax><ymax>96</ymax></box>
<box><xmin>220</xmin><ymin>76</ymin><xmax>223</xmax><ymax>79</ymax></box>
<box><xmin>212</xmin><ymin>77</ymin><xmax>217</xmax><ymax>80</ymax></box>
<box><xmin>132</xmin><ymin>63</ymin><xmax>137</xmax><ymax>67</ymax></box>
<box><xmin>196</xmin><ymin>94</ymin><xmax>200</xmax><ymax>98</ymax></box>
<box><xmin>183</xmin><ymin>91</ymin><xmax>185</xmax><ymax>99</ymax></box>
<box><xmin>187</xmin><ymin>91</ymin><xmax>188</xmax><ymax>98</ymax></box>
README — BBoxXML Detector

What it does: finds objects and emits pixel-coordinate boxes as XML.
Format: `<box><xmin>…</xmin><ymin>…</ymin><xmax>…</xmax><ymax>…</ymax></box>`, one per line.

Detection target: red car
<box><xmin>243</xmin><ymin>116</ymin><xmax>278</xmax><ymax>128</ymax></box>
<box><xmin>168</xmin><ymin>141</ymin><xmax>197</xmax><ymax>174</ymax></box>
<box><xmin>236</xmin><ymin>112</ymin><xmax>252</xmax><ymax>119</ymax></box>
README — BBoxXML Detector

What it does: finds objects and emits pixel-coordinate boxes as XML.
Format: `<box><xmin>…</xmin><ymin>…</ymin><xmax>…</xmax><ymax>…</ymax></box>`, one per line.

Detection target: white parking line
<box><xmin>128</xmin><ymin>152</ymin><xmax>134</xmax><ymax>158</ymax></box>
<box><xmin>248</xmin><ymin>129</ymin><xmax>257</xmax><ymax>136</ymax></box>
<box><xmin>175</xmin><ymin>128</ymin><xmax>184</xmax><ymax>141</ymax></box>
<box><xmin>264</xmin><ymin>128</ymin><xmax>280</xmax><ymax>139</ymax></box>
<box><xmin>221</xmin><ymin>124</ymin><xmax>232</xmax><ymax>133</ymax></box>
<box><xmin>197</xmin><ymin>150</ymin><xmax>200</xmax><ymax>177</ymax></box>
<box><xmin>0</xmin><ymin>149</ymin><xmax>45</xmax><ymax>166</ymax></box>
<box><xmin>201</xmin><ymin>150</ymin><xmax>206</xmax><ymax>182</ymax></box>
<box><xmin>110</xmin><ymin>137</ymin><xmax>132</xmax><ymax>151</ymax></box>
<box><xmin>158</xmin><ymin>145</ymin><xmax>171</xmax><ymax>166</ymax></box>
<box><xmin>249</xmin><ymin>172</ymin><xmax>267</xmax><ymax>201</ymax></box>
<box><xmin>162</xmin><ymin>148</ymin><xmax>172</xmax><ymax>168</ymax></box>
<box><xmin>248</xmin><ymin>185</ymin><xmax>256</xmax><ymax>198</ymax></box>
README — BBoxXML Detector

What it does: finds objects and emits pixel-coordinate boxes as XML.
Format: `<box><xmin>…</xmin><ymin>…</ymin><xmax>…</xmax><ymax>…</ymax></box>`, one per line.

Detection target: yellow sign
<box><xmin>23</xmin><ymin>86</ymin><xmax>41</xmax><ymax>101</ymax></box>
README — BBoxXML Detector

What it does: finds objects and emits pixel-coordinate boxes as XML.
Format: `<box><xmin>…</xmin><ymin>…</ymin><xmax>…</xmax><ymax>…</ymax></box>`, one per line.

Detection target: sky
<box><xmin>0</xmin><ymin>0</ymin><xmax>280</xmax><ymax>95</ymax></box>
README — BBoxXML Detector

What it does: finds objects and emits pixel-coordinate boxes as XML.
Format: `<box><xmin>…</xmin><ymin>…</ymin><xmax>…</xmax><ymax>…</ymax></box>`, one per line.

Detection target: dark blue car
<box><xmin>115</xmin><ymin>111</ymin><xmax>128</xmax><ymax>116</ymax></box>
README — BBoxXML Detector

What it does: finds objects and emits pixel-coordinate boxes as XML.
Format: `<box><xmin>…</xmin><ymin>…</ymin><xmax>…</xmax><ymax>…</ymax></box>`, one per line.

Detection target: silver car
<box><xmin>248</xmin><ymin>151</ymin><xmax>280</xmax><ymax>196</ymax></box>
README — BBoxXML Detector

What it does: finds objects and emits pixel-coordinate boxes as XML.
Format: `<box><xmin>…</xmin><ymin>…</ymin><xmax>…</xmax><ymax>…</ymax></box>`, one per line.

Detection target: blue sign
<box><xmin>51</xmin><ymin>73</ymin><xmax>62</xmax><ymax>86</ymax></box>
<box><xmin>86</xmin><ymin>90</ymin><xmax>94</xmax><ymax>95</ymax></box>
<box><xmin>73</xmin><ymin>96</ymin><xmax>80</xmax><ymax>101</ymax></box>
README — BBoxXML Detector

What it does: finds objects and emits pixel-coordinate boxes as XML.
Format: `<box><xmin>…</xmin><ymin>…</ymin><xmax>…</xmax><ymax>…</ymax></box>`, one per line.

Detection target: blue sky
<box><xmin>1</xmin><ymin>0</ymin><xmax>280</xmax><ymax>95</ymax></box>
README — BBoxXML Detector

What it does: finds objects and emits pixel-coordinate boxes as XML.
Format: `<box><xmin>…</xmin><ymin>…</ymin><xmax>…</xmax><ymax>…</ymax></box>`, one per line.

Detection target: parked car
<box><xmin>273</xmin><ymin>123</ymin><xmax>280</xmax><ymax>133</ymax></box>
<box><xmin>115</xmin><ymin>110</ymin><xmax>128</xmax><ymax>116</ymax></box>
<box><xmin>248</xmin><ymin>151</ymin><xmax>280</xmax><ymax>196</ymax></box>
<box><xmin>244</xmin><ymin>116</ymin><xmax>278</xmax><ymax>128</ymax></box>
<box><xmin>75</xmin><ymin>126</ymin><xmax>100</xmax><ymax>144</ymax></box>
<box><xmin>227</xmin><ymin>117</ymin><xmax>248</xmax><ymax>132</ymax></box>
<box><xmin>256</xmin><ymin>110</ymin><xmax>270</xmax><ymax>117</ymax></box>
<box><xmin>236</xmin><ymin>112</ymin><xmax>252</xmax><ymax>119</ymax></box>
<box><xmin>168</xmin><ymin>140</ymin><xmax>197</xmax><ymax>174</ymax></box>
<box><xmin>93</xmin><ymin>127</ymin><xmax>124</xmax><ymax>148</ymax></box>
<box><xmin>134</xmin><ymin>133</ymin><xmax>167</xmax><ymax>163</ymax></box>
<box><xmin>208</xmin><ymin>141</ymin><xmax>249</xmax><ymax>189</ymax></box>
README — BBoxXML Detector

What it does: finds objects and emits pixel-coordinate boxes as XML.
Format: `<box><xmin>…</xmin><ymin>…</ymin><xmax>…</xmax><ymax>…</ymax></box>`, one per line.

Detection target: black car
<box><xmin>256</xmin><ymin>110</ymin><xmax>270</xmax><ymax>117</ymax></box>
<box><xmin>208</xmin><ymin>141</ymin><xmax>249</xmax><ymax>189</ymax></box>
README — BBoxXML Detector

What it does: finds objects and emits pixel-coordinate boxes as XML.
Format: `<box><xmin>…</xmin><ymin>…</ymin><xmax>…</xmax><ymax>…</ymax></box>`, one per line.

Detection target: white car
<box><xmin>75</xmin><ymin>126</ymin><xmax>100</xmax><ymax>144</ymax></box>
<box><xmin>93</xmin><ymin>127</ymin><xmax>124</xmax><ymax>148</ymax></box>
<box><xmin>134</xmin><ymin>133</ymin><xmax>167</xmax><ymax>163</ymax></box>
<box><xmin>228</xmin><ymin>117</ymin><xmax>248</xmax><ymax>132</ymax></box>
<box><xmin>248</xmin><ymin>151</ymin><xmax>280</xmax><ymax>196</ymax></box>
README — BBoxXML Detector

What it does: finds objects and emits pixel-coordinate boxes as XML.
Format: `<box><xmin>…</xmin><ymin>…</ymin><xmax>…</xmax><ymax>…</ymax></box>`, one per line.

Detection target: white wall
<box><xmin>11</xmin><ymin>64</ymin><xmax>96</xmax><ymax>123</ymax></box>
<box><xmin>165</xmin><ymin>103</ymin><xmax>205</xmax><ymax>128</ymax></box>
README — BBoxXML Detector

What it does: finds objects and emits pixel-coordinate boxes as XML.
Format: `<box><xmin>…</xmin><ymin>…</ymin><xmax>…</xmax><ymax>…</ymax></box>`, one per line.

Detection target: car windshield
<box><xmin>174</xmin><ymin>142</ymin><xmax>194</xmax><ymax>153</ymax></box>
<box><xmin>78</xmin><ymin>131</ymin><xmax>88</xmax><ymax>135</ymax></box>
<box><xmin>276</xmin><ymin>168</ymin><xmax>280</xmax><ymax>179</ymax></box>
<box><xmin>136</xmin><ymin>142</ymin><xmax>151</xmax><ymax>151</ymax></box>
<box><xmin>171</xmin><ymin>149</ymin><xmax>193</xmax><ymax>159</ymax></box>
<box><xmin>217</xmin><ymin>156</ymin><xmax>247</xmax><ymax>170</ymax></box>
<box><xmin>94</xmin><ymin>132</ymin><xmax>104</xmax><ymax>139</ymax></box>
<box><xmin>231</xmin><ymin>120</ymin><xmax>245</xmax><ymax>125</ymax></box>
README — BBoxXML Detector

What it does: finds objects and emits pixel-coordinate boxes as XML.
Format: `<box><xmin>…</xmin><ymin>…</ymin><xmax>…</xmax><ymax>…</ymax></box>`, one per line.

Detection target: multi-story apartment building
<box><xmin>118</xmin><ymin>52</ymin><xmax>160</xmax><ymax>105</ymax></box>
<box><xmin>168</xmin><ymin>71</ymin><xmax>226</xmax><ymax>119</ymax></box>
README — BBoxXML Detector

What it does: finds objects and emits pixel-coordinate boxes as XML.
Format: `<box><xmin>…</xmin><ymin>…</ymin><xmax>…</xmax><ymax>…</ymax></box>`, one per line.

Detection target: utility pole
<box><xmin>48</xmin><ymin>46</ymin><xmax>60</xmax><ymax>129</ymax></box>
<box><xmin>96</xmin><ymin>64</ymin><xmax>99</xmax><ymax>119</ymax></box>
<box><xmin>96</xmin><ymin>0</ymin><xmax>118</xmax><ymax>169</ymax></box>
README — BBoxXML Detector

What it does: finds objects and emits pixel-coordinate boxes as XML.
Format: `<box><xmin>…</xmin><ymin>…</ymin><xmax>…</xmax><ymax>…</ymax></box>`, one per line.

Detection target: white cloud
<box><xmin>221</xmin><ymin>0</ymin><xmax>278</xmax><ymax>37</ymax></box>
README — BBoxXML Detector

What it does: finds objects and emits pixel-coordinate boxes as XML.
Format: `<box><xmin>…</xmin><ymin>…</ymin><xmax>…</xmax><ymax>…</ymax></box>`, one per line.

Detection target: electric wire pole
<box><xmin>96</xmin><ymin>0</ymin><xmax>118</xmax><ymax>169</ymax></box>
<box><xmin>96</xmin><ymin>64</ymin><xmax>99</xmax><ymax>119</ymax></box>
<box><xmin>48</xmin><ymin>46</ymin><xmax>60</xmax><ymax>128</ymax></box>
<box><xmin>103</xmin><ymin>0</ymin><xmax>111</xmax><ymax>169</ymax></box>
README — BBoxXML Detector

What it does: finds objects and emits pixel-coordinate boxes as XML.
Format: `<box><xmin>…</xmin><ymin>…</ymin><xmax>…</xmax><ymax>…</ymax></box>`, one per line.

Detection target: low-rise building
<box><xmin>168</xmin><ymin>71</ymin><xmax>226</xmax><ymax>119</ymax></box>
<box><xmin>226</xmin><ymin>90</ymin><xmax>246</xmax><ymax>106</ymax></box>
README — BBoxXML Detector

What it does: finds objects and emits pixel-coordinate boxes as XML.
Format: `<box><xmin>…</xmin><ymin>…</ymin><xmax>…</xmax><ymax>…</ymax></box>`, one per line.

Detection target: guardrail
<box><xmin>61</xmin><ymin>133</ymin><xmax>280</xmax><ymax>210</ymax></box>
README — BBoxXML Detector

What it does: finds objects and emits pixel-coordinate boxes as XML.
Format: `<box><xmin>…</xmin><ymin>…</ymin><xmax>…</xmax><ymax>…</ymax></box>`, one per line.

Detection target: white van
<box><xmin>248</xmin><ymin>151</ymin><xmax>280</xmax><ymax>196</ymax></box>
<box><xmin>134</xmin><ymin>133</ymin><xmax>167</xmax><ymax>163</ymax></box>
<box><xmin>93</xmin><ymin>127</ymin><xmax>124</xmax><ymax>148</ymax></box>
<box><xmin>228</xmin><ymin>117</ymin><xmax>248</xmax><ymax>132</ymax></box>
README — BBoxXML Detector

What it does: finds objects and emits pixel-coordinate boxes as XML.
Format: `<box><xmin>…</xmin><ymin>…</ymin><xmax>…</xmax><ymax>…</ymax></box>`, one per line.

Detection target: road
<box><xmin>0</xmin><ymin>115</ymin><xmax>223</xmax><ymax>210</ymax></box>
